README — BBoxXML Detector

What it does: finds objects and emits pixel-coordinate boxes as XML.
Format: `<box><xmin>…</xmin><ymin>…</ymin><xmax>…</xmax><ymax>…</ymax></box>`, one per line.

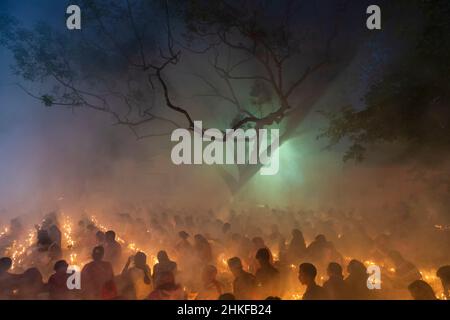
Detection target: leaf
<box><xmin>41</xmin><ymin>94</ymin><xmax>54</xmax><ymax>107</ymax></box>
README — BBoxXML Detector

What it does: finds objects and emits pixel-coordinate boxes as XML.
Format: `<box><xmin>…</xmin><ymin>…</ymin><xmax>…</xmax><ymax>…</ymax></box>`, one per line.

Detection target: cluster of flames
<box><xmin>196</xmin><ymin>247</ymin><xmax>446</xmax><ymax>300</ymax></box>
<box><xmin>62</xmin><ymin>215</ymin><xmax>77</xmax><ymax>265</ymax></box>
<box><xmin>362</xmin><ymin>258</ymin><xmax>445</xmax><ymax>299</ymax></box>
<box><xmin>434</xmin><ymin>224</ymin><xmax>450</xmax><ymax>231</ymax></box>
<box><xmin>0</xmin><ymin>226</ymin><xmax>8</xmax><ymax>239</ymax></box>
<box><xmin>1</xmin><ymin>217</ymin><xmax>447</xmax><ymax>300</ymax></box>
<box><xmin>56</xmin><ymin>214</ymin><xmax>159</xmax><ymax>271</ymax></box>
<box><xmin>8</xmin><ymin>229</ymin><xmax>36</xmax><ymax>271</ymax></box>
<box><xmin>89</xmin><ymin>215</ymin><xmax>158</xmax><ymax>267</ymax></box>
<box><xmin>420</xmin><ymin>269</ymin><xmax>447</xmax><ymax>300</ymax></box>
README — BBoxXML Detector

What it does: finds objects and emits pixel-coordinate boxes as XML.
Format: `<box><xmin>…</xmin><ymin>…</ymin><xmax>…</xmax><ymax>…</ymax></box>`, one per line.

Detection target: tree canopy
<box><xmin>320</xmin><ymin>0</ymin><xmax>450</xmax><ymax>163</ymax></box>
<box><xmin>0</xmin><ymin>0</ymin><xmax>376</xmax><ymax>192</ymax></box>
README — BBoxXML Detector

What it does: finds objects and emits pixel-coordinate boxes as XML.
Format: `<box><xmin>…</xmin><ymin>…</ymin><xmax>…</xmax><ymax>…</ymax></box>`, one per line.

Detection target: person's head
<box><xmin>298</xmin><ymin>263</ymin><xmax>317</xmax><ymax>285</ymax></box>
<box><xmin>436</xmin><ymin>265</ymin><xmax>450</xmax><ymax>287</ymax></box>
<box><xmin>327</xmin><ymin>262</ymin><xmax>343</xmax><ymax>278</ymax></box>
<box><xmin>256</xmin><ymin>248</ymin><xmax>271</xmax><ymax>266</ymax></box>
<box><xmin>218</xmin><ymin>293</ymin><xmax>235</xmax><ymax>300</ymax></box>
<box><xmin>202</xmin><ymin>265</ymin><xmax>218</xmax><ymax>283</ymax></box>
<box><xmin>134</xmin><ymin>251</ymin><xmax>147</xmax><ymax>268</ymax></box>
<box><xmin>252</xmin><ymin>236</ymin><xmax>265</xmax><ymax>248</ymax></box>
<box><xmin>92</xmin><ymin>246</ymin><xmax>104</xmax><ymax>261</ymax></box>
<box><xmin>96</xmin><ymin>231</ymin><xmax>105</xmax><ymax>243</ymax></box>
<box><xmin>227</xmin><ymin>257</ymin><xmax>243</xmax><ymax>276</ymax></box>
<box><xmin>292</xmin><ymin>229</ymin><xmax>303</xmax><ymax>239</ymax></box>
<box><xmin>194</xmin><ymin>234</ymin><xmax>205</xmax><ymax>244</ymax></box>
<box><xmin>222</xmin><ymin>223</ymin><xmax>231</xmax><ymax>234</ymax></box>
<box><xmin>408</xmin><ymin>280</ymin><xmax>436</xmax><ymax>300</ymax></box>
<box><xmin>231</xmin><ymin>233</ymin><xmax>241</xmax><ymax>242</ymax></box>
<box><xmin>265</xmin><ymin>296</ymin><xmax>281</xmax><ymax>300</ymax></box>
<box><xmin>0</xmin><ymin>257</ymin><xmax>12</xmax><ymax>272</ymax></box>
<box><xmin>315</xmin><ymin>234</ymin><xmax>326</xmax><ymax>243</ymax></box>
<box><xmin>105</xmin><ymin>230</ymin><xmax>116</xmax><ymax>243</ymax></box>
<box><xmin>37</xmin><ymin>230</ymin><xmax>50</xmax><ymax>243</ymax></box>
<box><xmin>178</xmin><ymin>231</ymin><xmax>189</xmax><ymax>240</ymax></box>
<box><xmin>347</xmin><ymin>259</ymin><xmax>366</xmax><ymax>276</ymax></box>
<box><xmin>157</xmin><ymin>250</ymin><xmax>169</xmax><ymax>263</ymax></box>
<box><xmin>54</xmin><ymin>260</ymin><xmax>69</xmax><ymax>273</ymax></box>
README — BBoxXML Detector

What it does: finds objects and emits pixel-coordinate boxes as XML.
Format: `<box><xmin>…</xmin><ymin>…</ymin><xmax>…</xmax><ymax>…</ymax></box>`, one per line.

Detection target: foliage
<box><xmin>320</xmin><ymin>0</ymin><xmax>450</xmax><ymax>162</ymax></box>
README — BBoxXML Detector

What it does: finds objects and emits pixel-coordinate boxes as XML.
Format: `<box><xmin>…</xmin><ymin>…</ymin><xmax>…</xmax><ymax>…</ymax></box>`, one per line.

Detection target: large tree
<box><xmin>0</xmin><ymin>0</ymin><xmax>369</xmax><ymax>194</ymax></box>
<box><xmin>320</xmin><ymin>0</ymin><xmax>450</xmax><ymax>164</ymax></box>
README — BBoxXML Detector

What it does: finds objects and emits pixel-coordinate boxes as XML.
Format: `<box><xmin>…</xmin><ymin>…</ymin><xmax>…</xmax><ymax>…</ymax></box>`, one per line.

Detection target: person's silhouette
<box><xmin>255</xmin><ymin>248</ymin><xmax>280</xmax><ymax>298</ymax></box>
<box><xmin>437</xmin><ymin>265</ymin><xmax>450</xmax><ymax>299</ymax></box>
<box><xmin>81</xmin><ymin>246</ymin><xmax>116</xmax><ymax>299</ymax></box>
<box><xmin>323</xmin><ymin>262</ymin><xmax>347</xmax><ymax>299</ymax></box>
<box><xmin>228</xmin><ymin>257</ymin><xmax>256</xmax><ymax>300</ymax></box>
<box><xmin>48</xmin><ymin>260</ymin><xmax>73</xmax><ymax>300</ymax></box>
<box><xmin>298</xmin><ymin>262</ymin><xmax>328</xmax><ymax>300</ymax></box>
<box><xmin>408</xmin><ymin>280</ymin><xmax>437</xmax><ymax>300</ymax></box>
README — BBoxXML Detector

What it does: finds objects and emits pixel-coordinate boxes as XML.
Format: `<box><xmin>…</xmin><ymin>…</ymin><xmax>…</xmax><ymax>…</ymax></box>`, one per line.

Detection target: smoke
<box><xmin>0</xmin><ymin>0</ymin><xmax>448</xmax><ymax>270</ymax></box>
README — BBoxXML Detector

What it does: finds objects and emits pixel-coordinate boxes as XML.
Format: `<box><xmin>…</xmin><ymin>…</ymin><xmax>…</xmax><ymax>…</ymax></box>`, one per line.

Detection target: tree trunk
<box><xmin>217</xmin><ymin>70</ymin><xmax>341</xmax><ymax>196</ymax></box>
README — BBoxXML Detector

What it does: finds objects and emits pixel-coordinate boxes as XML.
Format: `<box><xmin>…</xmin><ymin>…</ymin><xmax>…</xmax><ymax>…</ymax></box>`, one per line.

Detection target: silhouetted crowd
<box><xmin>0</xmin><ymin>207</ymin><xmax>449</xmax><ymax>300</ymax></box>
